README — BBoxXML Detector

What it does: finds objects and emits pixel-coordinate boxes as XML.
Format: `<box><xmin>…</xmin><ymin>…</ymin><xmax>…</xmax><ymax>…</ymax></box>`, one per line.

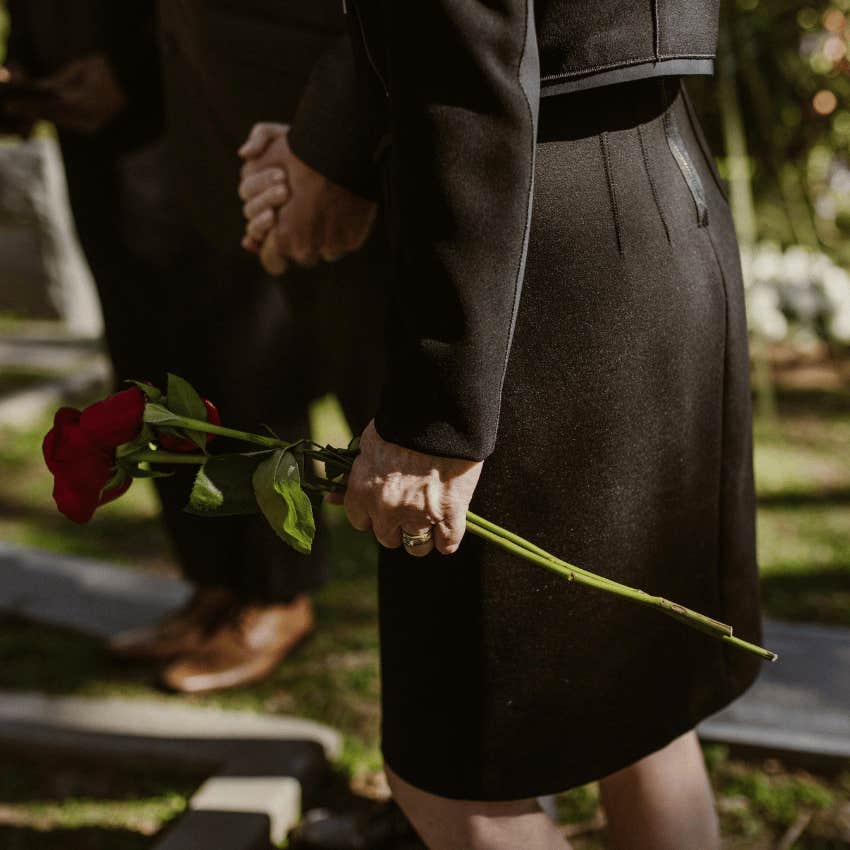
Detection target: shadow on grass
<box><xmin>773</xmin><ymin>385</ymin><xmax>850</xmax><ymax>417</ymax></box>
<box><xmin>0</xmin><ymin>615</ymin><xmax>154</xmax><ymax>694</ymax></box>
<box><xmin>758</xmin><ymin>488</ymin><xmax>850</xmax><ymax>507</ymax></box>
<box><xmin>0</xmin><ymin>493</ymin><xmax>171</xmax><ymax>566</ymax></box>
<box><xmin>0</xmin><ymin>751</ymin><xmax>199</xmax><ymax>850</ymax></box>
<box><xmin>0</xmin><ymin>826</ymin><xmax>153</xmax><ymax>850</ymax></box>
<box><xmin>761</xmin><ymin>567</ymin><xmax>850</xmax><ymax>627</ymax></box>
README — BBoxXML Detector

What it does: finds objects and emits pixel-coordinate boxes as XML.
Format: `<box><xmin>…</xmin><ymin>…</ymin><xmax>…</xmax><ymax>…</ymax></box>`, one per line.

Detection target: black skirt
<box><xmin>377</xmin><ymin>76</ymin><xmax>763</xmax><ymax>801</ymax></box>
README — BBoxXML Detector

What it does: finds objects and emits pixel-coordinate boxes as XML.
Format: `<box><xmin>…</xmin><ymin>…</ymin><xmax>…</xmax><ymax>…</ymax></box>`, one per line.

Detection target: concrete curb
<box><xmin>0</xmin><ymin>355</ymin><xmax>110</xmax><ymax>427</ymax></box>
<box><xmin>0</xmin><ymin>691</ymin><xmax>342</xmax><ymax>850</ymax></box>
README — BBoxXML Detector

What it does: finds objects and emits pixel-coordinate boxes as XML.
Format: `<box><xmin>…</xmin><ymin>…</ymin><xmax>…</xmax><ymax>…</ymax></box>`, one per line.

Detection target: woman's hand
<box><xmin>329</xmin><ymin>421</ymin><xmax>483</xmax><ymax>557</ymax></box>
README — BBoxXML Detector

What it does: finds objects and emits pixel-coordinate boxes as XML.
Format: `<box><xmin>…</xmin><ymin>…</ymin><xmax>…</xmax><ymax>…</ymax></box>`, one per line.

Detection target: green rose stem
<box><xmin>124</xmin><ymin>451</ymin><xmax>207</xmax><ymax>465</ymax></box>
<box><xmin>464</xmin><ymin>513</ymin><xmax>777</xmax><ymax>662</ymax></box>
<box><xmin>138</xmin><ymin>407</ymin><xmax>778</xmax><ymax>662</ymax></box>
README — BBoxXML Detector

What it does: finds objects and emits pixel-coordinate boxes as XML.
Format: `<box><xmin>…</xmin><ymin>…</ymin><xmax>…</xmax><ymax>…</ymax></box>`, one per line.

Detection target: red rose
<box><xmin>43</xmin><ymin>407</ymin><xmax>131</xmax><ymax>524</ymax></box>
<box><xmin>78</xmin><ymin>386</ymin><xmax>146</xmax><ymax>448</ymax></box>
<box><xmin>159</xmin><ymin>398</ymin><xmax>221</xmax><ymax>452</ymax></box>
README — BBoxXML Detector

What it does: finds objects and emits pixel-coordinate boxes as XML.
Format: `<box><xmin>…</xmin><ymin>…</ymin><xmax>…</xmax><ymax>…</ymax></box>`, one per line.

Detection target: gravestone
<box><xmin>0</xmin><ymin>134</ymin><xmax>102</xmax><ymax>336</ymax></box>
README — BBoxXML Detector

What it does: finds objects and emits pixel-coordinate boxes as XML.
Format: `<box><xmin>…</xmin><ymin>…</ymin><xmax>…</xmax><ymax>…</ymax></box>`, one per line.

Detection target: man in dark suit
<box><xmin>1</xmin><ymin>0</ymin><xmax>384</xmax><ymax>693</ymax></box>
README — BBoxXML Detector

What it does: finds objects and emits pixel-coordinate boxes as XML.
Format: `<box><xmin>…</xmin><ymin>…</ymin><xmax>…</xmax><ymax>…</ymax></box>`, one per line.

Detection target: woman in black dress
<box><xmin>241</xmin><ymin>0</ymin><xmax>764</xmax><ymax>846</ymax></box>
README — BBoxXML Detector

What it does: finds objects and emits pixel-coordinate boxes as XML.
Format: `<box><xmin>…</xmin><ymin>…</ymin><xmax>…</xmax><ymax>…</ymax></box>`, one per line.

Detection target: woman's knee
<box><xmin>385</xmin><ymin>764</ymin><xmax>545</xmax><ymax>850</ymax></box>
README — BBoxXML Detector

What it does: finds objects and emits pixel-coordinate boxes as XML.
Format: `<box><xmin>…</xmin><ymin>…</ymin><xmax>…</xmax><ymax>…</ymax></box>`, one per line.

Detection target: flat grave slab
<box><xmin>1</xmin><ymin>543</ymin><xmax>848</xmax><ymax>764</ymax></box>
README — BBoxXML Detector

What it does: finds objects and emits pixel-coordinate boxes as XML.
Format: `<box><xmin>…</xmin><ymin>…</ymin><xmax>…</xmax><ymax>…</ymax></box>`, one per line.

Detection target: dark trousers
<box><xmin>60</xmin><ymin>134</ymin><xmax>385</xmax><ymax>602</ymax></box>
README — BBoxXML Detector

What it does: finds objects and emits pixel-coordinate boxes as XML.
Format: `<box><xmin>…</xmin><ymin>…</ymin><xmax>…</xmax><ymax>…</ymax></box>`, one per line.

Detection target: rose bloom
<box><xmin>42</xmin><ymin>387</ymin><xmax>145</xmax><ymax>523</ymax></box>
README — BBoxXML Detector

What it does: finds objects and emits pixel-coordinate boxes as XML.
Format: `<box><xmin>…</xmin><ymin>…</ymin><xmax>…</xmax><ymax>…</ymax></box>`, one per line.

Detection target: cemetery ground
<box><xmin>0</xmin><ymin>344</ymin><xmax>848</xmax><ymax>848</ymax></box>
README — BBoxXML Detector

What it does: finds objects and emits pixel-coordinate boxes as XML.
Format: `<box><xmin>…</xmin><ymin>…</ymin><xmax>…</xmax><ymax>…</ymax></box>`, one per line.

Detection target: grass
<box><xmin>0</xmin><ymin>360</ymin><xmax>849</xmax><ymax>846</ymax></box>
<box><xmin>754</xmin><ymin>371</ymin><xmax>850</xmax><ymax>627</ymax></box>
<box><xmin>0</xmin><ymin>752</ymin><xmax>202</xmax><ymax>849</ymax></box>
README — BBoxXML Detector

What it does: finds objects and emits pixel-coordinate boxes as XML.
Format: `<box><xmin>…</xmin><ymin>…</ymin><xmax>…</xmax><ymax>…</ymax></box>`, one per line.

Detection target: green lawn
<box><xmin>0</xmin><ymin>752</ymin><xmax>201</xmax><ymax>850</ymax></box>
<box><xmin>0</xmin><ymin>367</ymin><xmax>849</xmax><ymax>847</ymax></box>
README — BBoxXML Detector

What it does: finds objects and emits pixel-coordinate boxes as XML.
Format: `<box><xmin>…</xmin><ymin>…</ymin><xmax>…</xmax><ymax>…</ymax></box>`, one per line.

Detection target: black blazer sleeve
<box><xmin>288</xmin><ymin>35</ymin><xmax>387</xmax><ymax>200</ymax></box>
<box><xmin>101</xmin><ymin>0</ymin><xmax>162</xmax><ymax>122</ymax></box>
<box><xmin>5</xmin><ymin>1</ymin><xmax>36</xmax><ymax>71</ymax></box>
<box><xmin>373</xmin><ymin>0</ymin><xmax>540</xmax><ymax>461</ymax></box>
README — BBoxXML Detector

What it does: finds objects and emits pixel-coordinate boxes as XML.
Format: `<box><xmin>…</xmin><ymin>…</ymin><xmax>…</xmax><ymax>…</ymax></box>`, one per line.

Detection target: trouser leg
<box><xmin>60</xmin><ymin>142</ymin><xmax>327</xmax><ymax>601</ymax></box>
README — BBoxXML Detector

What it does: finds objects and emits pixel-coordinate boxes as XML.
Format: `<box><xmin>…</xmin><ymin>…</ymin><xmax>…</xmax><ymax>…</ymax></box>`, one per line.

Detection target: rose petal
<box><xmin>79</xmin><ymin>387</ymin><xmax>146</xmax><ymax>448</ymax></box>
<box><xmin>43</xmin><ymin>408</ymin><xmax>82</xmax><ymax>473</ymax></box>
<box><xmin>51</xmin><ymin>452</ymin><xmax>113</xmax><ymax>523</ymax></box>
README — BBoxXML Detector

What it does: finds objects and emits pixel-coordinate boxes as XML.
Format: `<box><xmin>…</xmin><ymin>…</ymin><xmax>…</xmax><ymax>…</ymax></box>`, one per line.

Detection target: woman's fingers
<box><xmin>238</xmin><ymin>168</ymin><xmax>286</xmax><ymax>203</ymax></box>
<box><xmin>434</xmin><ymin>510</ymin><xmax>466</xmax><ymax>555</ymax></box>
<box><xmin>243</xmin><ymin>182</ymin><xmax>289</xmax><ymax>220</ymax></box>
<box><xmin>374</xmin><ymin>519</ymin><xmax>403</xmax><ymax>550</ymax></box>
<box><xmin>401</xmin><ymin>523</ymin><xmax>435</xmax><ymax>558</ymax></box>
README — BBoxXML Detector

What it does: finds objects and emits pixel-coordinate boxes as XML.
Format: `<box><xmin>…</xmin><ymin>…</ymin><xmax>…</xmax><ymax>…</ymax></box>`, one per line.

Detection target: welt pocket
<box><xmin>680</xmin><ymin>82</ymin><xmax>731</xmax><ymax>205</ymax></box>
<box><xmin>662</xmin><ymin>96</ymin><xmax>709</xmax><ymax>227</ymax></box>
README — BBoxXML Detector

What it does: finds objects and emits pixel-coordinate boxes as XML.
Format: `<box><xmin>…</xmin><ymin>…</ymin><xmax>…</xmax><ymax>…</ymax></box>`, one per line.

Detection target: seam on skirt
<box><xmin>637</xmin><ymin>123</ymin><xmax>671</xmax><ymax>244</ymax></box>
<box><xmin>600</xmin><ymin>131</ymin><xmax>624</xmax><ymax>257</ymax></box>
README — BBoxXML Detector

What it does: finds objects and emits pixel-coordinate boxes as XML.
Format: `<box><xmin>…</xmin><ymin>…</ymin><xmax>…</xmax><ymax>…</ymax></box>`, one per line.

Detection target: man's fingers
<box><xmin>434</xmin><ymin>512</ymin><xmax>466</xmax><ymax>555</ymax></box>
<box><xmin>238</xmin><ymin>122</ymin><xmax>287</xmax><ymax>159</ymax></box>
<box><xmin>259</xmin><ymin>232</ymin><xmax>288</xmax><ymax>277</ymax></box>
<box><xmin>243</xmin><ymin>183</ymin><xmax>289</xmax><ymax>220</ymax></box>
<box><xmin>275</xmin><ymin>222</ymin><xmax>320</xmax><ymax>268</ymax></box>
<box><xmin>246</xmin><ymin>209</ymin><xmax>275</xmax><ymax>241</ymax></box>
<box><xmin>238</xmin><ymin>168</ymin><xmax>286</xmax><ymax>203</ymax></box>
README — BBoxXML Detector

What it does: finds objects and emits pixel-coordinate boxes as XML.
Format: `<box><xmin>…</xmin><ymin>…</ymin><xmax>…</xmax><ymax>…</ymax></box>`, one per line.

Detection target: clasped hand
<box><xmin>237</xmin><ymin>127</ymin><xmax>482</xmax><ymax>556</ymax></box>
<box><xmin>238</xmin><ymin>122</ymin><xmax>376</xmax><ymax>275</ymax></box>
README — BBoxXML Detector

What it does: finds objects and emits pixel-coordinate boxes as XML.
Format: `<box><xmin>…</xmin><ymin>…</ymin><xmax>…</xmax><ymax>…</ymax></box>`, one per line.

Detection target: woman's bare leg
<box><xmin>599</xmin><ymin>730</ymin><xmax>720</xmax><ymax>850</ymax></box>
<box><xmin>385</xmin><ymin>764</ymin><xmax>572</xmax><ymax>850</ymax></box>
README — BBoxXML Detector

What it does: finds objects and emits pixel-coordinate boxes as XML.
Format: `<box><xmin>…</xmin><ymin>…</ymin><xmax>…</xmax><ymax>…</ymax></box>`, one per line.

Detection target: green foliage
<box><xmin>252</xmin><ymin>449</ymin><xmax>316</xmax><ymax>554</ymax></box>
<box><xmin>125</xmin><ymin>380</ymin><xmax>162</xmax><ymax>402</ymax></box>
<box><xmin>164</xmin><ymin>373</ymin><xmax>207</xmax><ymax>450</ymax></box>
<box><xmin>722</xmin><ymin>766</ymin><xmax>833</xmax><ymax>826</ymax></box>
<box><xmin>700</xmin><ymin>0</ymin><xmax>850</xmax><ymax>266</ymax></box>
<box><xmin>556</xmin><ymin>782</ymin><xmax>601</xmax><ymax>824</ymax></box>
<box><xmin>187</xmin><ymin>453</ymin><xmax>265</xmax><ymax>516</ymax></box>
<box><xmin>0</xmin><ymin>1</ymin><xmax>8</xmax><ymax>67</ymax></box>
<box><xmin>141</xmin><ymin>403</ymin><xmax>181</xmax><ymax>426</ymax></box>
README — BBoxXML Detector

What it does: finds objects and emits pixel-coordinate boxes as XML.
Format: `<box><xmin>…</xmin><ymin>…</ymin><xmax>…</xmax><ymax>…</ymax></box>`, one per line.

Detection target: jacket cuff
<box><xmin>374</xmin><ymin>386</ymin><xmax>497</xmax><ymax>463</ymax></box>
<box><xmin>288</xmin><ymin>36</ymin><xmax>386</xmax><ymax>200</ymax></box>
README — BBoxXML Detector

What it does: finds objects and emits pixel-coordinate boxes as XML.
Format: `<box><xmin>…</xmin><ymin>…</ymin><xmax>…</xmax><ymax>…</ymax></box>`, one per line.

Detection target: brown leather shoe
<box><xmin>160</xmin><ymin>595</ymin><xmax>314</xmax><ymax>694</ymax></box>
<box><xmin>108</xmin><ymin>587</ymin><xmax>235</xmax><ymax>661</ymax></box>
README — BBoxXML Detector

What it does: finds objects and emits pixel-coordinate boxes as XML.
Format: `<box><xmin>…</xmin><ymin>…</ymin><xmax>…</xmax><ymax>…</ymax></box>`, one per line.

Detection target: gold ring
<box><xmin>402</xmin><ymin>528</ymin><xmax>434</xmax><ymax>549</ymax></box>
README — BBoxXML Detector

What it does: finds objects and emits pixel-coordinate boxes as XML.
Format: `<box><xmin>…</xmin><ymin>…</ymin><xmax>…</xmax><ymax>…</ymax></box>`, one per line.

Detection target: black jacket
<box><xmin>6</xmin><ymin>0</ymin><xmax>163</xmax><ymax>152</ymax></box>
<box><xmin>289</xmin><ymin>0</ymin><xmax>720</xmax><ymax>462</ymax></box>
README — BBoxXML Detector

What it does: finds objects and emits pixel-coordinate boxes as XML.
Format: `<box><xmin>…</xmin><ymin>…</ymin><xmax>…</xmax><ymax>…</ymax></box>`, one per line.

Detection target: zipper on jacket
<box><xmin>346</xmin><ymin>0</ymin><xmax>390</xmax><ymax>99</ymax></box>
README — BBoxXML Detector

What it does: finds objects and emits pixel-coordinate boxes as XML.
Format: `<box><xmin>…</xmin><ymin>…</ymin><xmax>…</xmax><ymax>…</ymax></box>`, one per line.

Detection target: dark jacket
<box><xmin>289</xmin><ymin>0</ymin><xmax>721</xmax><ymax>462</ymax></box>
<box><xmin>158</xmin><ymin>0</ymin><xmax>387</xmax><ymax>247</ymax></box>
<box><xmin>6</xmin><ymin>0</ymin><xmax>163</xmax><ymax>152</ymax></box>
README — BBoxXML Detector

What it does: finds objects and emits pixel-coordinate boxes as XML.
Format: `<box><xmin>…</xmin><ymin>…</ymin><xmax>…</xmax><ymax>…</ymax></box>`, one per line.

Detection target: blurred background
<box><xmin>0</xmin><ymin>0</ymin><xmax>848</xmax><ymax>848</ymax></box>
